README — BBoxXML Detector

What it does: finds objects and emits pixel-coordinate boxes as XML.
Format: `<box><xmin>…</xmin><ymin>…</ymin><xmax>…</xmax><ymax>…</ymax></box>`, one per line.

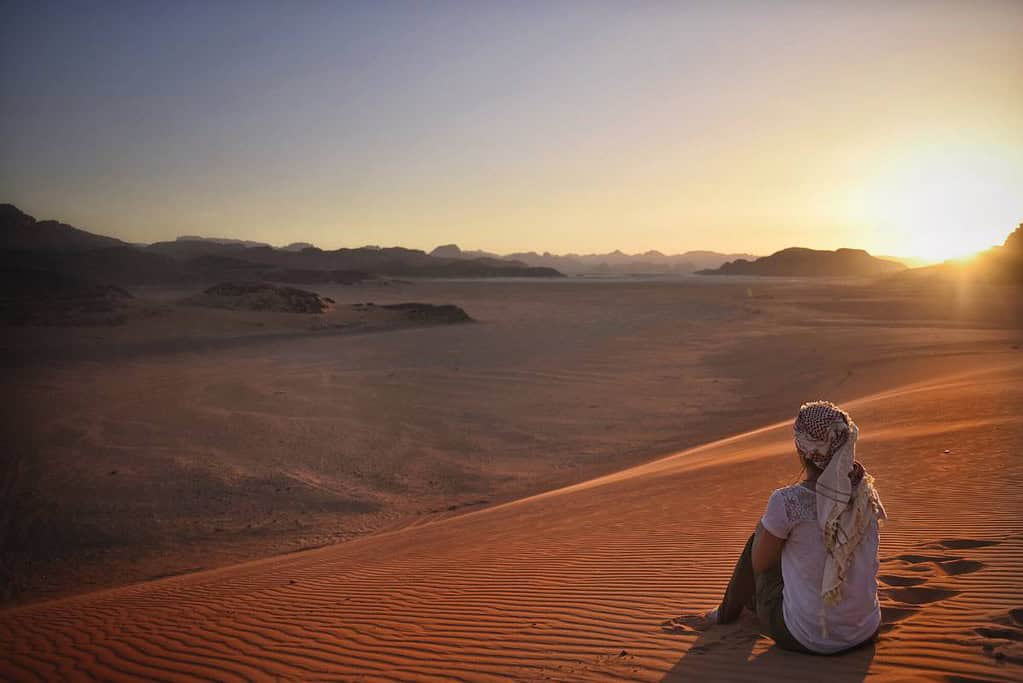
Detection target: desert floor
<box><xmin>1</xmin><ymin>276</ymin><xmax>1022</xmax><ymax>680</ymax></box>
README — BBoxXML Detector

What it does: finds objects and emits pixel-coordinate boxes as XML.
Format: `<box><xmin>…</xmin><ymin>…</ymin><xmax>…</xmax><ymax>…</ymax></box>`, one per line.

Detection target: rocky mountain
<box><xmin>0</xmin><ymin>204</ymin><xmax>127</xmax><ymax>250</ymax></box>
<box><xmin>0</xmin><ymin>205</ymin><xmax>563</xmax><ymax>290</ymax></box>
<box><xmin>698</xmin><ymin>247</ymin><xmax>906</xmax><ymax>277</ymax></box>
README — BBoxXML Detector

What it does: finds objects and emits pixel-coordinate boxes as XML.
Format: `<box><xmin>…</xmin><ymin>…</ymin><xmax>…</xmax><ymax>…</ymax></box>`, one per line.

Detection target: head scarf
<box><xmin>793</xmin><ymin>401</ymin><xmax>886</xmax><ymax>630</ymax></box>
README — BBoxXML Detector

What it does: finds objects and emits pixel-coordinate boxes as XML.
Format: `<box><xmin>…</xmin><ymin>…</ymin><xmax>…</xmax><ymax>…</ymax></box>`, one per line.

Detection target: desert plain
<box><xmin>1</xmin><ymin>275</ymin><xmax>1022</xmax><ymax>681</ymax></box>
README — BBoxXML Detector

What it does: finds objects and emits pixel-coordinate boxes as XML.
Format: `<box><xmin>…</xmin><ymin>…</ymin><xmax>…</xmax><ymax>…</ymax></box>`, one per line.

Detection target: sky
<box><xmin>2</xmin><ymin>1</ymin><xmax>1021</xmax><ymax>261</ymax></box>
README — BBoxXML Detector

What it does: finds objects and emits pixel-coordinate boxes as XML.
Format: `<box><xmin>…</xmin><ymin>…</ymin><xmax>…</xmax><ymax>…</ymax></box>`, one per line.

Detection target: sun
<box><xmin>850</xmin><ymin>141</ymin><xmax>1022</xmax><ymax>263</ymax></box>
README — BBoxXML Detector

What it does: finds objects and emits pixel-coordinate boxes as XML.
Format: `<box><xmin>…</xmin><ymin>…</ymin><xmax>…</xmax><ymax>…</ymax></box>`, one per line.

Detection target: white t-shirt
<box><xmin>760</xmin><ymin>483</ymin><xmax>882</xmax><ymax>654</ymax></box>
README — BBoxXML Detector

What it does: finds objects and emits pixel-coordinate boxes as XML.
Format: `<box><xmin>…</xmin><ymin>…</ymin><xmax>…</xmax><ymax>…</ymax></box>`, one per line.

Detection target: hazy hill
<box><xmin>698</xmin><ymin>247</ymin><xmax>906</xmax><ymax>277</ymax></box>
<box><xmin>429</xmin><ymin>243</ymin><xmax>757</xmax><ymax>274</ymax></box>
<box><xmin>877</xmin><ymin>254</ymin><xmax>934</xmax><ymax>269</ymax></box>
<box><xmin>177</xmin><ymin>236</ymin><xmax>319</xmax><ymax>252</ymax></box>
<box><xmin>282</xmin><ymin>242</ymin><xmax>317</xmax><ymax>252</ymax></box>
<box><xmin>0</xmin><ymin>204</ymin><xmax>127</xmax><ymax>250</ymax></box>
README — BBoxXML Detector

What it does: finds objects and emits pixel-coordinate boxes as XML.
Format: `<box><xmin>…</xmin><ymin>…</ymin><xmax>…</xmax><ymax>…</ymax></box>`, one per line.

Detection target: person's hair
<box><xmin>798</xmin><ymin>449</ymin><xmax>824</xmax><ymax>479</ymax></box>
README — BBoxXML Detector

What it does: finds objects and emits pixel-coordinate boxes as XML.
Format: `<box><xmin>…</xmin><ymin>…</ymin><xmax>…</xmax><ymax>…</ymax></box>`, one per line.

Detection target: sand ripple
<box><xmin>2</xmin><ymin>364</ymin><xmax>1022</xmax><ymax>681</ymax></box>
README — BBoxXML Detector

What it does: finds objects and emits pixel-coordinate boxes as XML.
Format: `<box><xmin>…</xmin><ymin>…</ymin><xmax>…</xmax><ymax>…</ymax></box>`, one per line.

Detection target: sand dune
<box><xmin>5</xmin><ymin>278</ymin><xmax>1020</xmax><ymax>605</ymax></box>
<box><xmin>2</xmin><ymin>360</ymin><xmax>1021</xmax><ymax>681</ymax></box>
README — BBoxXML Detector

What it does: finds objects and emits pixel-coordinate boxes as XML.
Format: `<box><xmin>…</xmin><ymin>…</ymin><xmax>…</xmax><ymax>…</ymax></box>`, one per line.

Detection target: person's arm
<box><xmin>751</xmin><ymin>521</ymin><xmax>785</xmax><ymax>574</ymax></box>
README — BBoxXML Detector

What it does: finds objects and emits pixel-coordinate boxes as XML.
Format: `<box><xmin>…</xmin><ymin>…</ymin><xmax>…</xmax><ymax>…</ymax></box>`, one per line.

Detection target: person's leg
<box><xmin>755</xmin><ymin>567</ymin><xmax>812</xmax><ymax>653</ymax></box>
<box><xmin>716</xmin><ymin>533</ymin><xmax>757</xmax><ymax>624</ymax></box>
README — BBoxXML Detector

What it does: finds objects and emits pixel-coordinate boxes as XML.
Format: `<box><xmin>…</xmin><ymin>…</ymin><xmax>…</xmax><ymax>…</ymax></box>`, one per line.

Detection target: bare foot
<box><xmin>665</xmin><ymin>608</ymin><xmax>719</xmax><ymax>632</ymax></box>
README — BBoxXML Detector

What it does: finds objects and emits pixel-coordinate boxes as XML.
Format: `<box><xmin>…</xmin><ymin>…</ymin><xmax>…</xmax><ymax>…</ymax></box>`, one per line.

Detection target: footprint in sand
<box><xmin>974</xmin><ymin>610</ymin><xmax>1023</xmax><ymax>666</ymax></box>
<box><xmin>879</xmin><ymin>605</ymin><xmax>921</xmax><ymax>633</ymax></box>
<box><xmin>883</xmin><ymin>586</ymin><xmax>961</xmax><ymax>605</ymax></box>
<box><xmin>878</xmin><ymin>574</ymin><xmax>928</xmax><ymax>587</ymax></box>
<box><xmin>938</xmin><ymin>558</ymin><xmax>986</xmax><ymax>575</ymax></box>
<box><xmin>975</xmin><ymin>626</ymin><xmax>1023</xmax><ymax>640</ymax></box>
<box><xmin>935</xmin><ymin>539</ymin><xmax>1001</xmax><ymax>550</ymax></box>
<box><xmin>877</xmin><ymin>538</ymin><xmax>1000</xmax><ymax>634</ymax></box>
<box><xmin>880</xmin><ymin>536</ymin><xmax>1022</xmax><ymax>669</ymax></box>
<box><xmin>885</xmin><ymin>536</ymin><xmax>992</xmax><ymax>577</ymax></box>
<box><xmin>887</xmin><ymin>553</ymin><xmax>986</xmax><ymax>576</ymax></box>
<box><xmin>877</xmin><ymin>584</ymin><xmax>958</xmax><ymax>634</ymax></box>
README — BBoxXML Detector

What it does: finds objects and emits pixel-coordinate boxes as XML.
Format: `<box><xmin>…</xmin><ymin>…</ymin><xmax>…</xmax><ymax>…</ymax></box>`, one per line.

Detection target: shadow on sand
<box><xmin>660</xmin><ymin>613</ymin><xmax>875</xmax><ymax>682</ymax></box>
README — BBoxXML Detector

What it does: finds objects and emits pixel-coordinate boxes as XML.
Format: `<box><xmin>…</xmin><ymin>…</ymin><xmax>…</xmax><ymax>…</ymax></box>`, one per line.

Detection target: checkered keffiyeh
<box><xmin>793</xmin><ymin>401</ymin><xmax>850</xmax><ymax>469</ymax></box>
<box><xmin>792</xmin><ymin>401</ymin><xmax>886</xmax><ymax>636</ymax></box>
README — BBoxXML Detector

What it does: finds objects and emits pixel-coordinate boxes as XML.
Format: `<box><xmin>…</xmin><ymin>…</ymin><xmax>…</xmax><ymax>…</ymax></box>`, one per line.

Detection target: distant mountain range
<box><xmin>428</xmin><ymin>243</ymin><xmax>759</xmax><ymax>275</ymax></box>
<box><xmin>0</xmin><ymin>205</ymin><xmax>562</xmax><ymax>286</ymax></box>
<box><xmin>3</xmin><ymin>203</ymin><xmax>1016</xmax><ymax>290</ymax></box>
<box><xmin>698</xmin><ymin>247</ymin><xmax>907</xmax><ymax>277</ymax></box>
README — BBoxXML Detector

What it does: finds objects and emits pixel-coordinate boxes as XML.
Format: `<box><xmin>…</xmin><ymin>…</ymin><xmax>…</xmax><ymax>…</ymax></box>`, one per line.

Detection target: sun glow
<box><xmin>852</xmin><ymin>141</ymin><xmax>1022</xmax><ymax>263</ymax></box>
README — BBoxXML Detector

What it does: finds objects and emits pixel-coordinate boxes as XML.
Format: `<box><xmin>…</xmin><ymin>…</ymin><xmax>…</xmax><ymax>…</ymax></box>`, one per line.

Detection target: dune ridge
<box><xmin>2</xmin><ymin>361</ymin><xmax>1022</xmax><ymax>682</ymax></box>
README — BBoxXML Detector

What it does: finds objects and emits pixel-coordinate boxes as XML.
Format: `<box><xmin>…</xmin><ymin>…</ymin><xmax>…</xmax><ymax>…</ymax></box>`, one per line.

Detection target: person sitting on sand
<box><xmin>680</xmin><ymin>400</ymin><xmax>886</xmax><ymax>654</ymax></box>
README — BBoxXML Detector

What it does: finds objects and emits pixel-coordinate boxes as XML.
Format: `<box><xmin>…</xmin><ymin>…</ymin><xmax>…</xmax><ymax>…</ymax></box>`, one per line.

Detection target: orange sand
<box><xmin>4</xmin><ymin>278</ymin><xmax>1020</xmax><ymax>604</ymax></box>
<box><xmin>2</xmin><ymin>360</ymin><xmax>1021</xmax><ymax>681</ymax></box>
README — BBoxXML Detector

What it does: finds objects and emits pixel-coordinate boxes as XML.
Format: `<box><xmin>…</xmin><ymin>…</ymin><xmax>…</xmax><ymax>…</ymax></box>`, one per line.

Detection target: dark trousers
<box><xmin>717</xmin><ymin>533</ymin><xmax>812</xmax><ymax>653</ymax></box>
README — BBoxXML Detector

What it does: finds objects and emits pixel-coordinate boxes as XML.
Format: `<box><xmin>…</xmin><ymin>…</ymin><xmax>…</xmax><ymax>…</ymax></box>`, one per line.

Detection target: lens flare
<box><xmin>850</xmin><ymin>141</ymin><xmax>1021</xmax><ymax>262</ymax></box>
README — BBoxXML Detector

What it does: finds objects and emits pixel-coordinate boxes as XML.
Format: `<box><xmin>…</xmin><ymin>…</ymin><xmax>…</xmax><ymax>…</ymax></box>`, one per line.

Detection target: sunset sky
<box><xmin>2</xmin><ymin>1</ymin><xmax>1021</xmax><ymax>261</ymax></box>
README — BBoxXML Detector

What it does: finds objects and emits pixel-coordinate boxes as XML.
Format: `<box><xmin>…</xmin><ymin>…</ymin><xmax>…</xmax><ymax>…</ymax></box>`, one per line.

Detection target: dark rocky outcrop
<box><xmin>380</xmin><ymin>302</ymin><xmax>474</xmax><ymax>324</ymax></box>
<box><xmin>698</xmin><ymin>247</ymin><xmax>906</xmax><ymax>277</ymax></box>
<box><xmin>182</xmin><ymin>282</ymin><xmax>331</xmax><ymax>313</ymax></box>
<box><xmin>0</xmin><ymin>266</ymin><xmax>134</xmax><ymax>325</ymax></box>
